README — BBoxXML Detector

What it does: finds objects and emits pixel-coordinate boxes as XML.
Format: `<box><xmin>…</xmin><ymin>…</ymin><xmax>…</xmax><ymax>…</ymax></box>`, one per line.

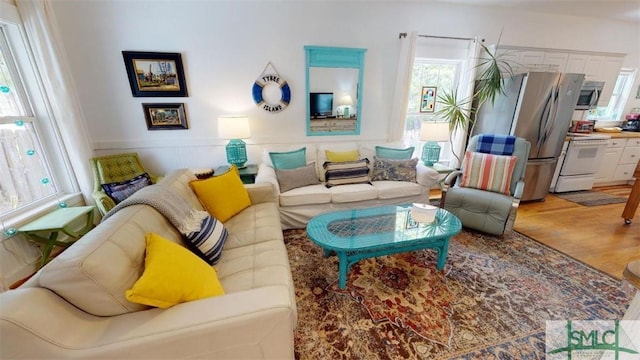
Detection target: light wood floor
<box><xmin>514</xmin><ymin>185</ymin><xmax>640</xmax><ymax>280</ymax></box>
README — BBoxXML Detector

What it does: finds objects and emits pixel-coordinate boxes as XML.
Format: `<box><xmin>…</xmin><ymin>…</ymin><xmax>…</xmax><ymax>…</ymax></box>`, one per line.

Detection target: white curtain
<box><xmin>449</xmin><ymin>37</ymin><xmax>481</xmax><ymax>168</ymax></box>
<box><xmin>388</xmin><ymin>31</ymin><xmax>417</xmax><ymax>142</ymax></box>
<box><xmin>15</xmin><ymin>0</ymin><xmax>94</xmax><ymax>204</ymax></box>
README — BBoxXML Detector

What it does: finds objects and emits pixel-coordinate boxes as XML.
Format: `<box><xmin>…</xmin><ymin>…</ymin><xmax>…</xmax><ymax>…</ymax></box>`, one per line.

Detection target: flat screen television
<box><xmin>309</xmin><ymin>92</ymin><xmax>333</xmax><ymax>117</ymax></box>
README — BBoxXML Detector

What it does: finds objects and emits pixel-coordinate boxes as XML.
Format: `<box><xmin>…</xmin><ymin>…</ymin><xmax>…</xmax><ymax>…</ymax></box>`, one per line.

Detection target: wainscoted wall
<box><xmin>49</xmin><ymin>1</ymin><xmax>639</xmax><ymax>175</ymax></box>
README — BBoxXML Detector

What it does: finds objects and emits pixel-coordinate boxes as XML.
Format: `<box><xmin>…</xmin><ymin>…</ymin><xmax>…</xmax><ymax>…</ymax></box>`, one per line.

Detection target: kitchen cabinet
<box><xmin>594</xmin><ymin>137</ymin><xmax>640</xmax><ymax>186</ymax></box>
<box><xmin>582</xmin><ymin>55</ymin><xmax>625</xmax><ymax>106</ymax></box>
<box><xmin>543</xmin><ymin>52</ymin><xmax>570</xmax><ymax>72</ymax></box>
<box><xmin>565</xmin><ymin>54</ymin><xmax>588</xmax><ymax>73</ymax></box>
<box><xmin>594</xmin><ymin>145</ymin><xmax>624</xmax><ymax>183</ymax></box>
<box><xmin>495</xmin><ymin>48</ymin><xmax>554</xmax><ymax>73</ymax></box>
<box><xmin>495</xmin><ymin>46</ymin><xmax>624</xmax><ymax>105</ymax></box>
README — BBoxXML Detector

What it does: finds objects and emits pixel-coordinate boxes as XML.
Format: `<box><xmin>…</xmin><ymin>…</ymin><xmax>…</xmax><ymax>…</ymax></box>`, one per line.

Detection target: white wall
<box><xmin>48</xmin><ymin>0</ymin><xmax>640</xmax><ymax>175</ymax></box>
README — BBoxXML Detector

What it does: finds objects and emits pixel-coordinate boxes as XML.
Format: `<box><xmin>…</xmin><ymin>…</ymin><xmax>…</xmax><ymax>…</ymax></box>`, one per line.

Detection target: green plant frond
<box><xmin>474</xmin><ymin>41</ymin><xmax>514</xmax><ymax>106</ymax></box>
<box><xmin>436</xmin><ymin>89</ymin><xmax>473</xmax><ymax>133</ymax></box>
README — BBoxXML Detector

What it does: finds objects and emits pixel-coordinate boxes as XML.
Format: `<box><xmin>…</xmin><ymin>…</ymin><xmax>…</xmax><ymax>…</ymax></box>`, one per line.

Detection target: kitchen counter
<box><xmin>594</xmin><ymin>131</ymin><xmax>640</xmax><ymax>139</ymax></box>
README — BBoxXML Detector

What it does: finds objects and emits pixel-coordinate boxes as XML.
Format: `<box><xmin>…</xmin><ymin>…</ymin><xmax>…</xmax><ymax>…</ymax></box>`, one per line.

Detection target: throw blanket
<box><xmin>100</xmin><ymin>179</ymin><xmax>228</xmax><ymax>265</ymax></box>
<box><xmin>476</xmin><ymin>134</ymin><xmax>516</xmax><ymax>155</ymax></box>
<box><xmin>101</xmin><ymin>184</ymin><xmax>206</xmax><ymax>235</ymax></box>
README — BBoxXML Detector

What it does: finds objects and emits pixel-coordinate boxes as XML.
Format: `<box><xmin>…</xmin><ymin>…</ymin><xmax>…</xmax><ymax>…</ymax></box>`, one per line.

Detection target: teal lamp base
<box><xmin>226</xmin><ymin>139</ymin><xmax>247</xmax><ymax>168</ymax></box>
<box><xmin>343</xmin><ymin>107</ymin><xmax>350</xmax><ymax>118</ymax></box>
<box><xmin>421</xmin><ymin>141</ymin><xmax>441</xmax><ymax>166</ymax></box>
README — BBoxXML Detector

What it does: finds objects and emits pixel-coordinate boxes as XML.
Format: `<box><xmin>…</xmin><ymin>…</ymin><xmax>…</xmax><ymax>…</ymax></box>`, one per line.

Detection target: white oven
<box><xmin>551</xmin><ymin>134</ymin><xmax>610</xmax><ymax>193</ymax></box>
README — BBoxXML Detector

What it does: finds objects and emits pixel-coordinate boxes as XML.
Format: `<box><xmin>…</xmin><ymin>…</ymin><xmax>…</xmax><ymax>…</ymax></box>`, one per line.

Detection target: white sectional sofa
<box><xmin>255</xmin><ymin>142</ymin><xmax>441</xmax><ymax>229</ymax></box>
<box><xmin>0</xmin><ymin>169</ymin><xmax>297</xmax><ymax>359</ymax></box>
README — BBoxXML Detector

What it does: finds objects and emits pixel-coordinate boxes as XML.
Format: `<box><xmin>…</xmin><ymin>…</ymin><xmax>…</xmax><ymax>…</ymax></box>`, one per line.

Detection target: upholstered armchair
<box><xmin>439</xmin><ymin>135</ymin><xmax>531</xmax><ymax>236</ymax></box>
<box><xmin>90</xmin><ymin>153</ymin><xmax>159</xmax><ymax>216</ymax></box>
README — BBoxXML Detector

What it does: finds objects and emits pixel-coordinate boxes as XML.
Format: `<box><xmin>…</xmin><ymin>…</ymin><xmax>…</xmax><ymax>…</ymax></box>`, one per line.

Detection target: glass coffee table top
<box><xmin>306</xmin><ymin>204</ymin><xmax>462</xmax><ymax>289</ymax></box>
<box><xmin>307</xmin><ymin>204</ymin><xmax>461</xmax><ymax>252</ymax></box>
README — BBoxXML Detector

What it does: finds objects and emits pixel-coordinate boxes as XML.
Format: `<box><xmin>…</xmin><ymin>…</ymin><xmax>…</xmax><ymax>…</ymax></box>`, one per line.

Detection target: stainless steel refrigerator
<box><xmin>471</xmin><ymin>72</ymin><xmax>585</xmax><ymax>201</ymax></box>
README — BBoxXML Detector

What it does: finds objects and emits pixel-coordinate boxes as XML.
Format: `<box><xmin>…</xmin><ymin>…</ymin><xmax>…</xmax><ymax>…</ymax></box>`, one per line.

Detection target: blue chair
<box><xmin>439</xmin><ymin>135</ymin><xmax>531</xmax><ymax>236</ymax></box>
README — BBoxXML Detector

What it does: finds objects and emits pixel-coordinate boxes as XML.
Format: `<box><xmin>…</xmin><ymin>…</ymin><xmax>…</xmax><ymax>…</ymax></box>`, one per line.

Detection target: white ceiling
<box><xmin>438</xmin><ymin>0</ymin><xmax>640</xmax><ymax>23</ymax></box>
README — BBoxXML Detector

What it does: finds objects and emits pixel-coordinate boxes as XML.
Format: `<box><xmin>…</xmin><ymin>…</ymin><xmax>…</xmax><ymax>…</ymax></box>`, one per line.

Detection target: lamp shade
<box><xmin>218</xmin><ymin>116</ymin><xmax>251</xmax><ymax>139</ymax></box>
<box><xmin>419</xmin><ymin>122</ymin><xmax>450</xmax><ymax>142</ymax></box>
<box><xmin>340</xmin><ymin>95</ymin><xmax>354</xmax><ymax>106</ymax></box>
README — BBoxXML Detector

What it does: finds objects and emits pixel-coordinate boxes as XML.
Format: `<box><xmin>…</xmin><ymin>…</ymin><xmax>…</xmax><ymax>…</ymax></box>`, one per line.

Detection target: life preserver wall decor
<box><xmin>252</xmin><ymin>62</ymin><xmax>291</xmax><ymax>113</ymax></box>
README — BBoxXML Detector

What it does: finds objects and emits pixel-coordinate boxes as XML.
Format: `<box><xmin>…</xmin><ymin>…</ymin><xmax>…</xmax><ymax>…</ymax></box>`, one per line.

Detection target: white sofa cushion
<box><xmin>373</xmin><ymin>180</ymin><xmax>423</xmax><ymax>199</ymax></box>
<box><xmin>34</xmin><ymin>170</ymin><xmax>205</xmax><ymax>316</ymax></box>
<box><xmin>279</xmin><ymin>184</ymin><xmax>331</xmax><ymax>207</ymax></box>
<box><xmin>223</xmin><ymin>202</ymin><xmax>284</xmax><ymax>250</ymax></box>
<box><xmin>38</xmin><ymin>205</ymin><xmax>180</xmax><ymax>316</ymax></box>
<box><xmin>330</xmin><ymin>183</ymin><xmax>378</xmax><ymax>203</ymax></box>
<box><xmin>215</xmin><ymin>239</ymin><xmax>291</xmax><ymax>293</ymax></box>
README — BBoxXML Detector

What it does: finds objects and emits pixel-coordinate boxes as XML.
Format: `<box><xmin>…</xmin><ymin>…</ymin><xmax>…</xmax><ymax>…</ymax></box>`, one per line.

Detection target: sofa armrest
<box><xmin>255</xmin><ymin>163</ymin><xmax>281</xmax><ymax>195</ymax></box>
<box><xmin>1</xmin><ymin>286</ymin><xmax>295</xmax><ymax>359</ymax></box>
<box><xmin>245</xmin><ymin>182</ymin><xmax>277</xmax><ymax>205</ymax></box>
<box><xmin>416</xmin><ymin>164</ymin><xmax>440</xmax><ymax>188</ymax></box>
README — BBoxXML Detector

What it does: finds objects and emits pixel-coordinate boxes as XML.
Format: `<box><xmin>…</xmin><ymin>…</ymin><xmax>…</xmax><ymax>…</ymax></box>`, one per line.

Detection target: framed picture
<box><xmin>420</xmin><ymin>86</ymin><xmax>437</xmax><ymax>113</ymax></box>
<box><xmin>142</xmin><ymin>103</ymin><xmax>188</xmax><ymax>130</ymax></box>
<box><xmin>122</xmin><ymin>51</ymin><xmax>188</xmax><ymax>97</ymax></box>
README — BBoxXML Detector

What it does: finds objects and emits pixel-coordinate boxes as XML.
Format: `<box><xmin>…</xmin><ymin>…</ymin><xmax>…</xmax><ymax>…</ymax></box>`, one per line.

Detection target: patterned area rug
<box><xmin>554</xmin><ymin>190</ymin><xmax>627</xmax><ymax>206</ymax></box>
<box><xmin>285</xmin><ymin>229</ymin><xmax>632</xmax><ymax>359</ymax></box>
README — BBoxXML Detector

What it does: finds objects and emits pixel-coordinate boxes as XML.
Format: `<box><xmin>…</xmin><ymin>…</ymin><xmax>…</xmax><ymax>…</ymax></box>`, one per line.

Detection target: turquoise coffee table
<box><xmin>306</xmin><ymin>204</ymin><xmax>462</xmax><ymax>289</ymax></box>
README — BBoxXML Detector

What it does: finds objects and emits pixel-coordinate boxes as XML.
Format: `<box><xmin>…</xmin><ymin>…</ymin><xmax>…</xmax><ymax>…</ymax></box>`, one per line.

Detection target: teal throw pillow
<box><xmin>269</xmin><ymin>147</ymin><xmax>306</xmax><ymax>169</ymax></box>
<box><xmin>375</xmin><ymin>146</ymin><xmax>415</xmax><ymax>160</ymax></box>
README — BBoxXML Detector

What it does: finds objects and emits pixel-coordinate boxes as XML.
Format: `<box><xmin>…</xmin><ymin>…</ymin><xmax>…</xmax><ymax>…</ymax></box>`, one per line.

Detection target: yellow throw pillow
<box><xmin>189</xmin><ymin>166</ymin><xmax>251</xmax><ymax>222</ymax></box>
<box><xmin>126</xmin><ymin>233</ymin><xmax>224</xmax><ymax>308</ymax></box>
<box><xmin>325</xmin><ymin>149</ymin><xmax>359</xmax><ymax>162</ymax></box>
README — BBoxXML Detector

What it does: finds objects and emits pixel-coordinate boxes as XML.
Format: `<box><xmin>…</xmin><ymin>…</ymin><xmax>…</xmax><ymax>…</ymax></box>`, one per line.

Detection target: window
<box><xmin>0</xmin><ymin>16</ymin><xmax>74</xmax><ymax>221</ymax></box>
<box><xmin>588</xmin><ymin>68</ymin><xmax>637</xmax><ymax>121</ymax></box>
<box><xmin>404</xmin><ymin>59</ymin><xmax>462</xmax><ymax>166</ymax></box>
<box><xmin>1</xmin><ymin>34</ymin><xmax>58</xmax><ymax>216</ymax></box>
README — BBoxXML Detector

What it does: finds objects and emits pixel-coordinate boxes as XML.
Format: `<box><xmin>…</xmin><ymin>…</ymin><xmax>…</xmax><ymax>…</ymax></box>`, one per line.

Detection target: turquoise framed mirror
<box><xmin>305</xmin><ymin>46</ymin><xmax>366</xmax><ymax>136</ymax></box>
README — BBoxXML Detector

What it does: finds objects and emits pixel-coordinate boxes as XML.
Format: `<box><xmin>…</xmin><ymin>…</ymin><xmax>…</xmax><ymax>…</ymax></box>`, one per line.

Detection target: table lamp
<box><xmin>419</xmin><ymin>121</ymin><xmax>450</xmax><ymax>166</ymax></box>
<box><xmin>340</xmin><ymin>95</ymin><xmax>353</xmax><ymax>118</ymax></box>
<box><xmin>218</xmin><ymin>115</ymin><xmax>251</xmax><ymax>168</ymax></box>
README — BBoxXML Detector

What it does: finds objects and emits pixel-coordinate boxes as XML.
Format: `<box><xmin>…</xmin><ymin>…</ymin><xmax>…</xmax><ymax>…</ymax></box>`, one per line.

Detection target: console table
<box><xmin>18</xmin><ymin>206</ymin><xmax>95</xmax><ymax>268</ymax></box>
<box><xmin>215</xmin><ymin>164</ymin><xmax>258</xmax><ymax>184</ymax></box>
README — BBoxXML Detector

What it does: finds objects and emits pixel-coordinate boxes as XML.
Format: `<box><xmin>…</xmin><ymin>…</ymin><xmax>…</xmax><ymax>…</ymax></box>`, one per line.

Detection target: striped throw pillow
<box><xmin>323</xmin><ymin>158</ymin><xmax>371</xmax><ymax>188</ymax></box>
<box><xmin>460</xmin><ymin>151</ymin><xmax>518</xmax><ymax>195</ymax></box>
<box><xmin>184</xmin><ymin>213</ymin><xmax>228</xmax><ymax>265</ymax></box>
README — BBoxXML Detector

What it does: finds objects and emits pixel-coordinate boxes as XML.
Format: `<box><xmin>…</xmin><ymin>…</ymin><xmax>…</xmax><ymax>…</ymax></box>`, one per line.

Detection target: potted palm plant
<box><xmin>435</xmin><ymin>40</ymin><xmax>514</xmax><ymax>163</ymax></box>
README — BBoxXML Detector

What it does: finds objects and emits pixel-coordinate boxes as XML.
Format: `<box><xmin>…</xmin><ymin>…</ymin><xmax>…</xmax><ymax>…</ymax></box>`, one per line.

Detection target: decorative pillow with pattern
<box><xmin>182</xmin><ymin>210</ymin><xmax>228</xmax><ymax>265</ymax></box>
<box><xmin>323</xmin><ymin>158</ymin><xmax>371</xmax><ymax>188</ymax></box>
<box><xmin>460</xmin><ymin>151</ymin><xmax>518</xmax><ymax>195</ymax></box>
<box><xmin>371</xmin><ymin>157</ymin><xmax>418</xmax><ymax>182</ymax></box>
<box><xmin>275</xmin><ymin>162</ymin><xmax>320</xmax><ymax>192</ymax></box>
<box><xmin>101</xmin><ymin>173</ymin><xmax>152</xmax><ymax>204</ymax></box>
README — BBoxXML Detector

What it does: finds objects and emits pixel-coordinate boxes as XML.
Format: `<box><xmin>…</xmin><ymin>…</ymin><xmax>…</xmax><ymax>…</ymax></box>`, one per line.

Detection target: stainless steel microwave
<box><xmin>575</xmin><ymin>81</ymin><xmax>604</xmax><ymax>110</ymax></box>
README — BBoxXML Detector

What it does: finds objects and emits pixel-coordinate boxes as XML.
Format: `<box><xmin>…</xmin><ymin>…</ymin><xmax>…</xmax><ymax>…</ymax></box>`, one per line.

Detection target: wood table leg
<box><xmin>622</xmin><ymin>163</ymin><xmax>640</xmax><ymax>224</ymax></box>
